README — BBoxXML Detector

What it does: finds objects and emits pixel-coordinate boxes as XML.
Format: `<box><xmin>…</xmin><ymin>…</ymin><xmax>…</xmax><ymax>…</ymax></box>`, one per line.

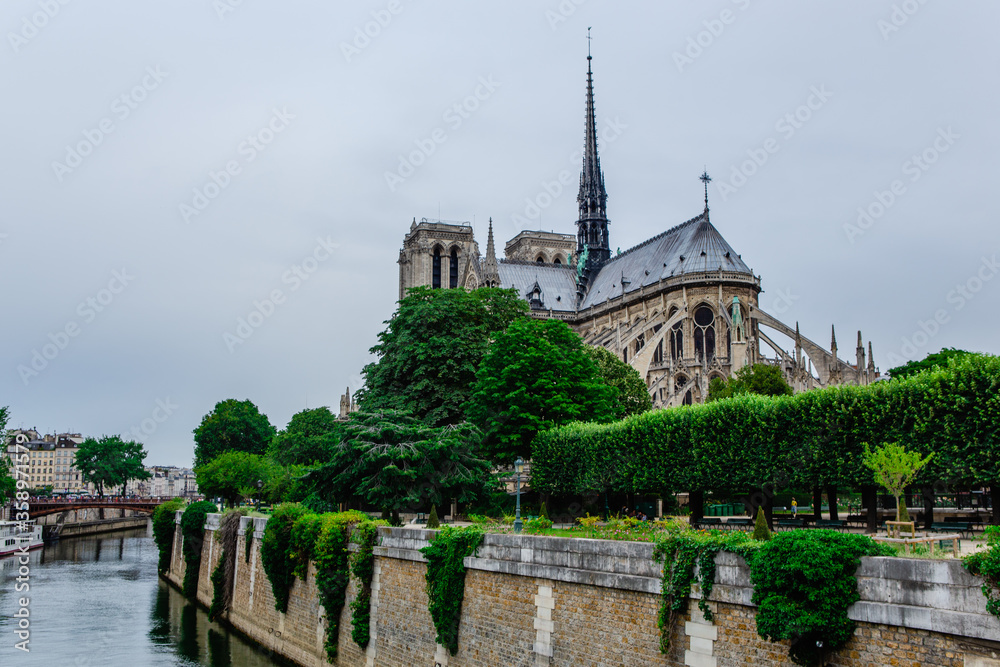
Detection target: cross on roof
<box><xmin>700</xmin><ymin>170</ymin><xmax>712</xmax><ymax>210</ymax></box>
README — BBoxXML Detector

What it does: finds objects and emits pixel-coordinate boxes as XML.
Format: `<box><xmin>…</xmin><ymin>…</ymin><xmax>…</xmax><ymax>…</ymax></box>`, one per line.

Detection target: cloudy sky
<box><xmin>2</xmin><ymin>1</ymin><xmax>997</xmax><ymax>467</ymax></box>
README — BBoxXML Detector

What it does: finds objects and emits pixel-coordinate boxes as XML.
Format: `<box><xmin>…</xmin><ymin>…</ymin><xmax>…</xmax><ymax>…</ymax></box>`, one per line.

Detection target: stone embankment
<box><xmin>164</xmin><ymin>514</ymin><xmax>1000</xmax><ymax>666</ymax></box>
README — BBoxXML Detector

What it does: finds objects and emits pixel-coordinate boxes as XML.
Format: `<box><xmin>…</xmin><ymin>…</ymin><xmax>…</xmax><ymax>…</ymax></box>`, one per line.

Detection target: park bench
<box><xmin>813</xmin><ymin>520</ymin><xmax>847</xmax><ymax>531</ymax></box>
<box><xmin>775</xmin><ymin>519</ymin><xmax>806</xmax><ymax>531</ymax></box>
<box><xmin>726</xmin><ymin>518</ymin><xmax>753</xmax><ymax>530</ymax></box>
<box><xmin>932</xmin><ymin>522</ymin><xmax>972</xmax><ymax>539</ymax></box>
<box><xmin>693</xmin><ymin>517</ymin><xmax>722</xmax><ymax>529</ymax></box>
<box><xmin>874</xmin><ymin>532</ymin><xmax>961</xmax><ymax>555</ymax></box>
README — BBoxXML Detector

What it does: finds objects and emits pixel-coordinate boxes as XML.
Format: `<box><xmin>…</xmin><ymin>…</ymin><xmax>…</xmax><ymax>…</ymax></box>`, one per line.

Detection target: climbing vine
<box><xmin>312</xmin><ymin>510</ymin><xmax>373</xmax><ymax>660</ymax></box>
<box><xmin>289</xmin><ymin>512</ymin><xmax>323</xmax><ymax>581</ymax></box>
<box><xmin>180</xmin><ymin>501</ymin><xmax>218</xmax><ymax>598</ymax></box>
<box><xmin>420</xmin><ymin>526</ymin><xmax>484</xmax><ymax>656</ymax></box>
<box><xmin>152</xmin><ymin>498</ymin><xmax>185</xmax><ymax>575</ymax></box>
<box><xmin>260</xmin><ymin>503</ymin><xmax>311</xmax><ymax>613</ymax></box>
<box><xmin>652</xmin><ymin>530</ymin><xmax>758</xmax><ymax>653</ymax></box>
<box><xmin>964</xmin><ymin>526</ymin><xmax>1000</xmax><ymax>618</ymax></box>
<box><xmin>209</xmin><ymin>509</ymin><xmax>245</xmax><ymax>621</ymax></box>
<box><xmin>350</xmin><ymin>520</ymin><xmax>382</xmax><ymax>648</ymax></box>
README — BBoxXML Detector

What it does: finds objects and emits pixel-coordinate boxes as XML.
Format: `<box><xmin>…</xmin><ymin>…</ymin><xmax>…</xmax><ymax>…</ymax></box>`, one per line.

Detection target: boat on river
<box><xmin>0</xmin><ymin>520</ymin><xmax>44</xmax><ymax>556</ymax></box>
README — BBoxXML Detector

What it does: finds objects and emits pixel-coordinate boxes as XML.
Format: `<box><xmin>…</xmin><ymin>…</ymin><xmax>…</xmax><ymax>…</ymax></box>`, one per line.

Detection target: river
<box><xmin>0</xmin><ymin>526</ymin><xmax>286</xmax><ymax>666</ymax></box>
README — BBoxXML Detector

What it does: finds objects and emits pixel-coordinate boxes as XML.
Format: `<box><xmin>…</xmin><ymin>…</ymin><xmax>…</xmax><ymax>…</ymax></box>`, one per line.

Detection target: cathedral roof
<box><xmin>579</xmin><ymin>211</ymin><xmax>753</xmax><ymax>309</ymax></box>
<box><xmin>497</xmin><ymin>260</ymin><xmax>578</xmax><ymax>312</ymax></box>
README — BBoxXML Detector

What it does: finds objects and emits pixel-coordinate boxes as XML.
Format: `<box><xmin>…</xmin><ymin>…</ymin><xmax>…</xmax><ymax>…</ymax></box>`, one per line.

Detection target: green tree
<box><xmin>194</xmin><ymin>451</ymin><xmax>279</xmax><ymax>508</ymax></box>
<box><xmin>193</xmin><ymin>399</ymin><xmax>276</xmax><ymax>468</ymax></box>
<box><xmin>267</xmin><ymin>406</ymin><xmax>343</xmax><ymax>466</ymax></box>
<box><xmin>466</xmin><ymin>318</ymin><xmax>616</xmax><ymax>464</ymax></box>
<box><xmin>707</xmin><ymin>363</ymin><xmax>793</xmax><ymax>402</ymax></box>
<box><xmin>888</xmin><ymin>347</ymin><xmax>971</xmax><ymax>379</ymax></box>
<box><xmin>584</xmin><ymin>346</ymin><xmax>653</xmax><ymax>419</ymax></box>
<box><xmin>0</xmin><ymin>407</ymin><xmax>15</xmax><ymax>499</ymax></box>
<box><xmin>305</xmin><ymin>410</ymin><xmax>495</xmax><ymax>514</ymax></box>
<box><xmin>357</xmin><ymin>286</ymin><xmax>528</xmax><ymax>426</ymax></box>
<box><xmin>862</xmin><ymin>442</ymin><xmax>933</xmax><ymax>522</ymax></box>
<box><xmin>74</xmin><ymin>436</ymin><xmax>151</xmax><ymax>497</ymax></box>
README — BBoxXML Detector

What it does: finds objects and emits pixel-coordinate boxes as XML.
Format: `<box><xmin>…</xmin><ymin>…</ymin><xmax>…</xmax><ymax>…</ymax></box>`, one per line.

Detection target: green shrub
<box><xmin>350</xmin><ymin>521</ymin><xmax>384</xmax><ymax>648</ymax></box>
<box><xmin>290</xmin><ymin>512</ymin><xmax>324</xmax><ymax>581</ymax></box>
<box><xmin>260</xmin><ymin>503</ymin><xmax>311</xmax><ymax>613</ymax></box>
<box><xmin>748</xmin><ymin>530</ymin><xmax>894</xmax><ymax>666</ymax></box>
<box><xmin>420</xmin><ymin>526</ymin><xmax>484</xmax><ymax>655</ymax></box>
<box><xmin>180</xmin><ymin>501</ymin><xmax>218</xmax><ymax>598</ymax></box>
<box><xmin>152</xmin><ymin>498</ymin><xmax>185</xmax><ymax>575</ymax></box>
<box><xmin>313</xmin><ymin>510</ymin><xmax>370</xmax><ymax>660</ymax></box>
<box><xmin>752</xmin><ymin>507</ymin><xmax>772</xmax><ymax>542</ymax></box>
<box><xmin>539</xmin><ymin>501</ymin><xmax>550</xmax><ymax>521</ymax></box>
<box><xmin>523</xmin><ymin>516</ymin><xmax>553</xmax><ymax>534</ymax></box>
<box><xmin>427</xmin><ymin>504</ymin><xmax>440</xmax><ymax>529</ymax></box>
<box><xmin>964</xmin><ymin>525</ymin><xmax>1000</xmax><ymax>618</ymax></box>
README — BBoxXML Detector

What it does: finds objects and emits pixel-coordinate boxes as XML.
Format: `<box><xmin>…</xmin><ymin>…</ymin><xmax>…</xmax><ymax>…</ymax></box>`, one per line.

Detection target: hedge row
<box><xmin>531</xmin><ymin>354</ymin><xmax>1000</xmax><ymax>496</ymax></box>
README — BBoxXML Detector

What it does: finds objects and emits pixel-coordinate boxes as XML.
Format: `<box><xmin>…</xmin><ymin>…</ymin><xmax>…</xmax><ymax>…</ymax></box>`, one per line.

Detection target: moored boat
<box><xmin>0</xmin><ymin>520</ymin><xmax>44</xmax><ymax>556</ymax></box>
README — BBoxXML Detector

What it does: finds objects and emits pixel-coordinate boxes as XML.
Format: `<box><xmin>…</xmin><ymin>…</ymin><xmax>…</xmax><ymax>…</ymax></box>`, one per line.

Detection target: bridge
<box><xmin>23</xmin><ymin>498</ymin><xmax>168</xmax><ymax>519</ymax></box>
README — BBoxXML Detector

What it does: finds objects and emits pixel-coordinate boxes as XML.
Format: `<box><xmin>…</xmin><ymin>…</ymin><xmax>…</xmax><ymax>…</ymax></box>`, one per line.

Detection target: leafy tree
<box><xmin>193</xmin><ymin>399</ymin><xmax>276</xmax><ymax>467</ymax></box>
<box><xmin>888</xmin><ymin>347</ymin><xmax>971</xmax><ymax>379</ymax></box>
<box><xmin>74</xmin><ymin>436</ymin><xmax>151</xmax><ymax>497</ymax></box>
<box><xmin>0</xmin><ymin>407</ymin><xmax>15</xmax><ymax>500</ymax></box>
<box><xmin>584</xmin><ymin>346</ymin><xmax>653</xmax><ymax>419</ymax></box>
<box><xmin>267</xmin><ymin>406</ymin><xmax>343</xmax><ymax>466</ymax></box>
<box><xmin>862</xmin><ymin>442</ymin><xmax>933</xmax><ymax>522</ymax></box>
<box><xmin>194</xmin><ymin>451</ymin><xmax>278</xmax><ymax>508</ymax></box>
<box><xmin>466</xmin><ymin>318</ymin><xmax>616</xmax><ymax>464</ymax></box>
<box><xmin>304</xmin><ymin>410</ymin><xmax>495</xmax><ymax>514</ymax></box>
<box><xmin>707</xmin><ymin>363</ymin><xmax>793</xmax><ymax>402</ymax></box>
<box><xmin>357</xmin><ymin>286</ymin><xmax>528</xmax><ymax>426</ymax></box>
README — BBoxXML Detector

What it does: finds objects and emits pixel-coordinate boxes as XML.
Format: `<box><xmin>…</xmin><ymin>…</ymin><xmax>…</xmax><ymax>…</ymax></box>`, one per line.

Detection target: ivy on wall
<box><xmin>260</xmin><ymin>503</ymin><xmax>311</xmax><ymax>613</ymax></box>
<box><xmin>180</xmin><ymin>501</ymin><xmax>218</xmax><ymax>599</ymax></box>
<box><xmin>350</xmin><ymin>520</ymin><xmax>382</xmax><ymax>648</ymax></box>
<box><xmin>152</xmin><ymin>498</ymin><xmax>185</xmax><ymax>575</ymax></box>
<box><xmin>964</xmin><ymin>525</ymin><xmax>1000</xmax><ymax>618</ymax></box>
<box><xmin>420</xmin><ymin>526</ymin><xmax>484</xmax><ymax>655</ymax></box>
<box><xmin>209</xmin><ymin>509</ymin><xmax>246</xmax><ymax>621</ymax></box>
<box><xmin>313</xmin><ymin>510</ymin><xmax>373</xmax><ymax>660</ymax></box>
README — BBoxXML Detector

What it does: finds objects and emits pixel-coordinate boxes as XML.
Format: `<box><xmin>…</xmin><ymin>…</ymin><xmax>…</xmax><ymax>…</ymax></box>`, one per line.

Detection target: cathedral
<box><xmin>398</xmin><ymin>52</ymin><xmax>879</xmax><ymax>408</ymax></box>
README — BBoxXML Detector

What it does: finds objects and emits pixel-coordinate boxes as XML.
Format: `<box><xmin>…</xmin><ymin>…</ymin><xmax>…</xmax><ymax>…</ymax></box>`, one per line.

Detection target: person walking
<box><xmin>791</xmin><ymin>498</ymin><xmax>798</xmax><ymax>517</ymax></box>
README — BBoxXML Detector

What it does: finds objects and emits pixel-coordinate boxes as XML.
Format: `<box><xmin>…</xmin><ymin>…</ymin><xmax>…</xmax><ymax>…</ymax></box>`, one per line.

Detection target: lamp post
<box><xmin>514</xmin><ymin>457</ymin><xmax>524</xmax><ymax>533</ymax></box>
<box><xmin>255</xmin><ymin>479</ymin><xmax>263</xmax><ymax>511</ymax></box>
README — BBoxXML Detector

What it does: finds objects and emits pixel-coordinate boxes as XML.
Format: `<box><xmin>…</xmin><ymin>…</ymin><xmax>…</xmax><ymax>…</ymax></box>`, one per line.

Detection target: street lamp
<box><xmin>514</xmin><ymin>457</ymin><xmax>524</xmax><ymax>533</ymax></box>
<box><xmin>255</xmin><ymin>479</ymin><xmax>263</xmax><ymax>511</ymax></box>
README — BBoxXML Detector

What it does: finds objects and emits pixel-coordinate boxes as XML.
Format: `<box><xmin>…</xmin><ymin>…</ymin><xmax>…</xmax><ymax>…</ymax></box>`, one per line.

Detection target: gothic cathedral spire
<box><xmin>576</xmin><ymin>31</ymin><xmax>610</xmax><ymax>272</ymax></box>
<box><xmin>482</xmin><ymin>217</ymin><xmax>500</xmax><ymax>288</ymax></box>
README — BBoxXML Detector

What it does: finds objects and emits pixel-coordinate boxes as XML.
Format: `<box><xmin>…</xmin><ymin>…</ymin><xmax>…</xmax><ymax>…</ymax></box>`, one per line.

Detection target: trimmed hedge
<box><xmin>532</xmin><ymin>354</ymin><xmax>1000</xmax><ymax>496</ymax></box>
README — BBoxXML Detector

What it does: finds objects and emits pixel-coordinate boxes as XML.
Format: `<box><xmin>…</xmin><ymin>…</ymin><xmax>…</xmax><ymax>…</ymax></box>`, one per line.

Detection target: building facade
<box><xmin>398</xmin><ymin>53</ymin><xmax>880</xmax><ymax>408</ymax></box>
<box><xmin>125</xmin><ymin>466</ymin><xmax>198</xmax><ymax>498</ymax></box>
<box><xmin>3</xmin><ymin>430</ymin><xmax>93</xmax><ymax>493</ymax></box>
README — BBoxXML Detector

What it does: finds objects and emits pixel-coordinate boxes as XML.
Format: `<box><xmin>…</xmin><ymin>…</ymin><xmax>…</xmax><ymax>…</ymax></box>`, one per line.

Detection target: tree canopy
<box><xmin>707</xmin><ymin>363</ymin><xmax>794</xmax><ymax>402</ymax></box>
<box><xmin>193</xmin><ymin>399</ymin><xmax>276</xmax><ymax>468</ymax></box>
<box><xmin>0</xmin><ymin>407</ymin><xmax>13</xmax><ymax>499</ymax></box>
<box><xmin>74</xmin><ymin>435</ymin><xmax>151</xmax><ymax>497</ymax></box>
<box><xmin>584</xmin><ymin>345</ymin><xmax>653</xmax><ymax>419</ymax></box>
<box><xmin>465</xmin><ymin>318</ymin><xmax>616</xmax><ymax>464</ymax></box>
<box><xmin>303</xmin><ymin>409</ymin><xmax>495</xmax><ymax>513</ymax></box>
<box><xmin>267</xmin><ymin>406</ymin><xmax>343</xmax><ymax>466</ymax></box>
<box><xmin>357</xmin><ymin>286</ymin><xmax>528</xmax><ymax>426</ymax></box>
<box><xmin>888</xmin><ymin>347</ymin><xmax>972</xmax><ymax>379</ymax></box>
<box><xmin>194</xmin><ymin>450</ymin><xmax>279</xmax><ymax>507</ymax></box>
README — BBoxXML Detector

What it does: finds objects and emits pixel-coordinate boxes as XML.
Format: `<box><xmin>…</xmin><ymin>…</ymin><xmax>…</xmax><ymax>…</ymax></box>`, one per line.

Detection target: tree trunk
<box><xmin>922</xmin><ymin>485</ymin><xmax>934</xmax><ymax>528</ymax></box>
<box><xmin>862</xmin><ymin>484</ymin><xmax>878</xmax><ymax>534</ymax></box>
<box><xmin>992</xmin><ymin>485</ymin><xmax>1000</xmax><ymax>524</ymax></box>
<box><xmin>825</xmin><ymin>484</ymin><xmax>839</xmax><ymax>521</ymax></box>
<box><xmin>812</xmin><ymin>486</ymin><xmax>823</xmax><ymax>522</ymax></box>
<box><xmin>763</xmin><ymin>484</ymin><xmax>774</xmax><ymax>531</ymax></box>
<box><xmin>689</xmin><ymin>490</ymin><xmax>704</xmax><ymax>524</ymax></box>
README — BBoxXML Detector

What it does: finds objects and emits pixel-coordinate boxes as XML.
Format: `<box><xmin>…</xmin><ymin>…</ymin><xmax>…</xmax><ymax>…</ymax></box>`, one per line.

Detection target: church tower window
<box><xmin>670</xmin><ymin>321</ymin><xmax>684</xmax><ymax>360</ymax></box>
<box><xmin>693</xmin><ymin>306</ymin><xmax>716</xmax><ymax>363</ymax></box>
<box><xmin>450</xmin><ymin>248</ymin><xmax>459</xmax><ymax>288</ymax></box>
<box><xmin>432</xmin><ymin>248</ymin><xmax>442</xmax><ymax>289</ymax></box>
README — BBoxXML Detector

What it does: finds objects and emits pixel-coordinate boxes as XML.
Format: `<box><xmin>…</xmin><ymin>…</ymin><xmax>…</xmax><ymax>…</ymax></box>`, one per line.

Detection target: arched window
<box><xmin>670</xmin><ymin>321</ymin><xmax>683</xmax><ymax>360</ymax></box>
<box><xmin>693</xmin><ymin>306</ymin><xmax>715</xmax><ymax>363</ymax></box>
<box><xmin>449</xmin><ymin>248</ymin><xmax>459</xmax><ymax>288</ymax></box>
<box><xmin>536</xmin><ymin>255</ymin><xmax>545</xmax><ymax>263</ymax></box>
<box><xmin>634</xmin><ymin>333</ymin><xmax>644</xmax><ymax>355</ymax></box>
<box><xmin>553</xmin><ymin>256</ymin><xmax>562</xmax><ymax>265</ymax></box>
<box><xmin>432</xmin><ymin>247</ymin><xmax>442</xmax><ymax>289</ymax></box>
<box><xmin>652</xmin><ymin>340</ymin><xmax>663</xmax><ymax>365</ymax></box>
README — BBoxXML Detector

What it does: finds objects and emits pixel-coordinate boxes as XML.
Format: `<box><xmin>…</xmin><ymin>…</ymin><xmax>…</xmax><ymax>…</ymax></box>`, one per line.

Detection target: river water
<box><xmin>0</xmin><ymin>526</ymin><xmax>286</xmax><ymax>666</ymax></box>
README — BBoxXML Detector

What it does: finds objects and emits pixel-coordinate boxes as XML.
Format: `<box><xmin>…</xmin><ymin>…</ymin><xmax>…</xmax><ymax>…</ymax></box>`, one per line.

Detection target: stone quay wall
<box><xmin>163</xmin><ymin>515</ymin><xmax>1000</xmax><ymax>667</ymax></box>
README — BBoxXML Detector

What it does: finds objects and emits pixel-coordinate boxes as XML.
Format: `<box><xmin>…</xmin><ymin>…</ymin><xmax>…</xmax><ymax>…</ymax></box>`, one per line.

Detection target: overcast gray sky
<box><xmin>2</xmin><ymin>1</ymin><xmax>997</xmax><ymax>467</ymax></box>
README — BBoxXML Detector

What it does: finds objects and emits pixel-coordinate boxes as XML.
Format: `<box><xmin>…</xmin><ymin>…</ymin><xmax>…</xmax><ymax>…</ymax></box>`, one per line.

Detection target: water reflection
<box><xmin>0</xmin><ymin>528</ymin><xmax>285</xmax><ymax>666</ymax></box>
